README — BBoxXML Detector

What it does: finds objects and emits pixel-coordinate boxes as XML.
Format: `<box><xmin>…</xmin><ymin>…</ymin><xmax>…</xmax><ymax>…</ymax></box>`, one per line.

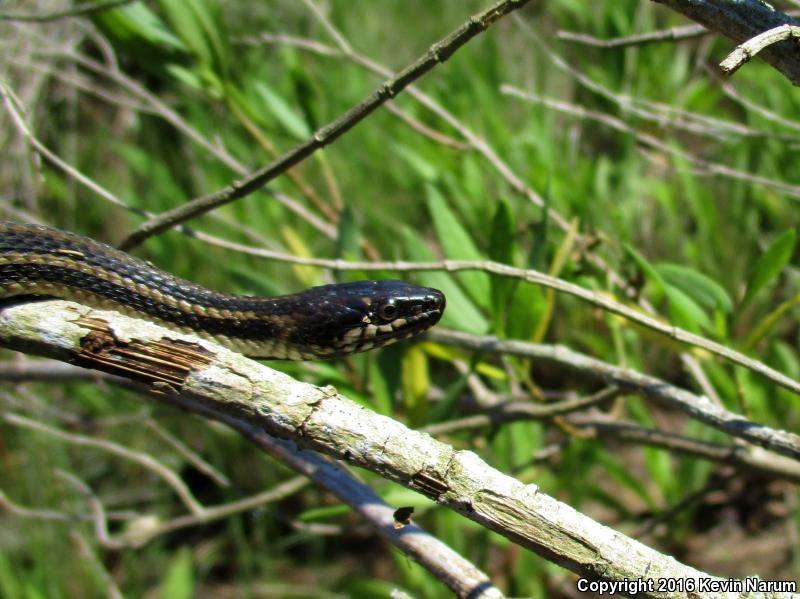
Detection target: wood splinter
<box><xmin>75</xmin><ymin>316</ymin><xmax>214</xmax><ymax>390</ymax></box>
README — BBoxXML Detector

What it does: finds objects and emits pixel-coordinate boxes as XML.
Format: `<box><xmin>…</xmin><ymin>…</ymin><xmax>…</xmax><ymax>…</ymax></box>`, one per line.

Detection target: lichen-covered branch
<box><xmin>1</xmin><ymin>299</ymin><xmax>793</xmax><ymax>597</ymax></box>
<box><xmin>0</xmin><ymin>301</ymin><xmax>501</xmax><ymax>599</ymax></box>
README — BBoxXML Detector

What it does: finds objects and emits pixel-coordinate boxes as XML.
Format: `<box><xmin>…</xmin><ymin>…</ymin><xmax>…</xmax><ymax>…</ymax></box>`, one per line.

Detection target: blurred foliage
<box><xmin>1</xmin><ymin>0</ymin><xmax>800</xmax><ymax>596</ymax></box>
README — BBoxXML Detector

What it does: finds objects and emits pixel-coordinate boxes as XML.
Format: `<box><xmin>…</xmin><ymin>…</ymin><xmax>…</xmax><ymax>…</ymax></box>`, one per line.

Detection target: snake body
<box><xmin>0</xmin><ymin>222</ymin><xmax>445</xmax><ymax>359</ymax></box>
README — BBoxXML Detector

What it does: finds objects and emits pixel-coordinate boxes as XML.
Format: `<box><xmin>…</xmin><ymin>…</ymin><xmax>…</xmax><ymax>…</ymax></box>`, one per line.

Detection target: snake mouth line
<box><xmin>336</xmin><ymin>308</ymin><xmax>443</xmax><ymax>355</ymax></box>
<box><xmin>377</xmin><ymin>308</ymin><xmax>443</xmax><ymax>338</ymax></box>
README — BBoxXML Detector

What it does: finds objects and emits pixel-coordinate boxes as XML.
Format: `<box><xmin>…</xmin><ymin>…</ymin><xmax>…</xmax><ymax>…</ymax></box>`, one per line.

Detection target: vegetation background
<box><xmin>1</xmin><ymin>0</ymin><xmax>799</xmax><ymax>597</ymax></box>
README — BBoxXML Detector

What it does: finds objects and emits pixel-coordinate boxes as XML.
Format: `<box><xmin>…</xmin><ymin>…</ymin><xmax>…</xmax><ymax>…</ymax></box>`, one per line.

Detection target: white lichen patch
<box><xmin>0</xmin><ymin>300</ymin><xmax>91</xmax><ymax>352</ymax></box>
<box><xmin>185</xmin><ymin>364</ymin><xmax>254</xmax><ymax>405</ymax></box>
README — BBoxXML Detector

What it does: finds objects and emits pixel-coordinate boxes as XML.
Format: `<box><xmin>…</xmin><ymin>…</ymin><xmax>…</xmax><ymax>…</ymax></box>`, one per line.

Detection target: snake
<box><xmin>0</xmin><ymin>221</ymin><xmax>445</xmax><ymax>360</ymax></box>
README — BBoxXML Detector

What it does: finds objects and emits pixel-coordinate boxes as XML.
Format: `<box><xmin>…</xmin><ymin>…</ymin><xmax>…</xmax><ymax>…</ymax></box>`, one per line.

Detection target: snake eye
<box><xmin>378</xmin><ymin>302</ymin><xmax>398</xmax><ymax>322</ymax></box>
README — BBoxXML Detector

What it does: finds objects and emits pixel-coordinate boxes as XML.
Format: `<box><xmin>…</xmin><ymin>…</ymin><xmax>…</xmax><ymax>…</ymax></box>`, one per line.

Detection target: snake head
<box><xmin>284</xmin><ymin>280</ymin><xmax>445</xmax><ymax>359</ymax></box>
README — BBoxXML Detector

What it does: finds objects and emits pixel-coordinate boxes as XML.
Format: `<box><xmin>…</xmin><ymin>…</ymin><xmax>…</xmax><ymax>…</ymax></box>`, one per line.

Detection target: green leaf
<box><xmin>426</xmin><ymin>185</ymin><xmax>491</xmax><ymax>310</ymax></box>
<box><xmin>506</xmin><ymin>283</ymin><xmax>546</xmax><ymax>340</ymax></box>
<box><xmin>380</xmin><ymin>486</ymin><xmax>436</xmax><ymax>508</ymax></box>
<box><xmin>772</xmin><ymin>340</ymin><xmax>800</xmax><ymax>380</ymax></box>
<box><xmin>596</xmin><ymin>452</ymin><xmax>657</xmax><ymax>511</ymax></box>
<box><xmin>165</xmin><ymin>63</ymin><xmax>204</xmax><ymax>90</ymax></box>
<box><xmin>402</xmin><ymin>227</ymin><xmax>488</xmax><ymax>334</ymax></box>
<box><xmin>428</xmin><ymin>364</ymin><xmax>471</xmax><ymax>423</ymax></box>
<box><xmin>253</xmin><ymin>81</ymin><xmax>310</xmax><ymax>139</ymax></box>
<box><xmin>743</xmin><ymin>290</ymin><xmax>800</xmax><ymax>350</ymax></box>
<box><xmin>664</xmin><ymin>284</ymin><xmax>710</xmax><ymax>333</ymax></box>
<box><xmin>392</xmin><ymin>144</ymin><xmax>438</xmax><ymax>181</ymax></box>
<box><xmin>742</xmin><ymin>229</ymin><xmax>796</xmax><ymax>307</ymax></box>
<box><xmin>0</xmin><ymin>552</ymin><xmax>21</xmax><ymax>599</ymax></box>
<box><xmin>488</xmin><ymin>199</ymin><xmax>516</xmax><ymax>335</ymax></box>
<box><xmin>298</xmin><ymin>504</ymin><xmax>350</xmax><ymax>521</ymax></box>
<box><xmin>488</xmin><ymin>199</ymin><xmax>514</xmax><ymax>266</ymax></box>
<box><xmin>655</xmin><ymin>263</ymin><xmax>732</xmax><ymax>313</ymax></box>
<box><xmin>367</xmin><ymin>360</ymin><xmax>393</xmax><ymax>415</ymax></box>
<box><xmin>401</xmin><ymin>345</ymin><xmax>429</xmax><ymax>425</ymax></box>
<box><xmin>643</xmin><ymin>445</ymin><xmax>678</xmax><ymax>498</ymax></box>
<box><xmin>623</xmin><ymin>243</ymin><xmax>665</xmax><ymax>292</ymax></box>
<box><xmin>532</xmin><ymin>218</ymin><xmax>579</xmax><ymax>342</ymax></box>
<box><xmin>93</xmin><ymin>1</ymin><xmax>186</xmax><ymax>52</ymax></box>
<box><xmin>335</xmin><ymin>205</ymin><xmax>363</xmax><ymax>283</ymax></box>
<box><xmin>158</xmin><ymin>0</ymin><xmax>229</xmax><ymax>79</ymax></box>
<box><xmin>529</xmin><ymin>193</ymin><xmax>550</xmax><ymax>270</ymax></box>
<box><xmin>159</xmin><ymin>548</ymin><xmax>194</xmax><ymax>599</ymax></box>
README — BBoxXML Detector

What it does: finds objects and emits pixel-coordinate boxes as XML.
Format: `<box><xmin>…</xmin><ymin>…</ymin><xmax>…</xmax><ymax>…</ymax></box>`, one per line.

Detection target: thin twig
<box><xmin>421</xmin><ymin>387</ymin><xmax>619</xmax><ymax>436</ymax></box>
<box><xmin>55</xmin><ymin>470</ymin><xmax>118</xmax><ymax>549</ymax></box>
<box><xmin>557</xmin><ymin>24</ymin><xmax>708</xmax><ymax>47</ymax></box>
<box><xmin>384</xmin><ymin>101</ymin><xmax>472</xmax><ymax>149</ymax></box>
<box><xmin>118</xmin><ymin>0</ymin><xmax>533</xmax><ymax>250</ymax></box>
<box><xmin>568</xmin><ymin>414</ymin><xmax>800</xmax><ymax>484</ymax></box>
<box><xmin>633</xmin><ymin>474</ymin><xmax>734</xmax><ymax>538</ymax></box>
<box><xmin>242</xmin><ymin>29</ymin><xmax>557</xmax><ymax>226</ymax></box>
<box><xmin>120</xmin><ymin>477</ymin><xmax>310</xmax><ymax>548</ymax></box>
<box><xmin>520</xmin><ymin>17</ymin><xmax>795</xmax><ymax>141</ymax></box>
<box><xmin>0</xmin><ymin>489</ymin><xmax>80</xmax><ymax>522</ymax></box>
<box><xmin>56</xmin><ymin>50</ymin><xmax>338</xmax><ymax>239</ymax></box>
<box><xmin>3</xmin><ymin>412</ymin><xmax>205</xmax><ymax>515</ymax></box>
<box><xmin>500</xmin><ymin>86</ymin><xmax>800</xmax><ymax>198</ymax></box>
<box><xmin>711</xmin><ymin>65</ymin><xmax>800</xmax><ymax>133</ymax></box>
<box><xmin>0</xmin><ymin>80</ymin><xmax>143</xmax><ymax>214</ymax></box>
<box><xmin>426</xmin><ymin>328</ymin><xmax>800</xmax><ymax>461</ymax></box>
<box><xmin>145</xmin><ymin>420</ymin><xmax>231</xmax><ymax>489</ymax></box>
<box><xmin>0</xmin><ymin>76</ymin><xmax>333</xmax><ymax>251</ymax></box>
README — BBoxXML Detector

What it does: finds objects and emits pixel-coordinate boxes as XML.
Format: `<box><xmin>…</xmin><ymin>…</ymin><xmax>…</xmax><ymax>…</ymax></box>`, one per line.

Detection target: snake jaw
<box><xmin>279</xmin><ymin>280</ymin><xmax>445</xmax><ymax>358</ymax></box>
<box><xmin>334</xmin><ymin>284</ymin><xmax>445</xmax><ymax>356</ymax></box>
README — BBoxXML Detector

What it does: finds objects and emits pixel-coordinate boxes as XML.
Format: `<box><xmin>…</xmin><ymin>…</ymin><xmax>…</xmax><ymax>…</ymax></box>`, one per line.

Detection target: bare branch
<box><xmin>420</xmin><ymin>387</ymin><xmax>620</xmax><ymax>436</ymax></box>
<box><xmin>652</xmin><ymin>0</ymin><xmax>800</xmax><ymax>84</ymax></box>
<box><xmin>427</xmin><ymin>329</ymin><xmax>800</xmax><ymax>463</ymax></box>
<box><xmin>568</xmin><ymin>414</ymin><xmax>800</xmax><ymax>484</ymax></box>
<box><xmin>0</xmin><ymin>311</ymin><xmax>502</xmax><ymax>598</ymax></box>
<box><xmin>118</xmin><ymin>0</ymin><xmax>533</xmax><ymax>250</ymax></box>
<box><xmin>119</xmin><ymin>477</ymin><xmax>310</xmax><ymax>548</ymax></box>
<box><xmin>0</xmin><ymin>489</ymin><xmax>79</xmax><ymax>522</ymax></box>
<box><xmin>13</xmin><ymin>358</ymin><xmax>798</xmax><ymax>482</ymax></box>
<box><xmin>518</xmin><ymin>16</ymin><xmax>796</xmax><ymax>142</ymax></box>
<box><xmin>0</xmin><ymin>81</ymin><xmax>142</xmax><ymax>215</ymax></box>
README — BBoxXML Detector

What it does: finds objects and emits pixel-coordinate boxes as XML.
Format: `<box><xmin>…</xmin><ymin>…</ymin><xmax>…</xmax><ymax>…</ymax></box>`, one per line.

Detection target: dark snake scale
<box><xmin>0</xmin><ymin>222</ymin><xmax>445</xmax><ymax>360</ymax></box>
